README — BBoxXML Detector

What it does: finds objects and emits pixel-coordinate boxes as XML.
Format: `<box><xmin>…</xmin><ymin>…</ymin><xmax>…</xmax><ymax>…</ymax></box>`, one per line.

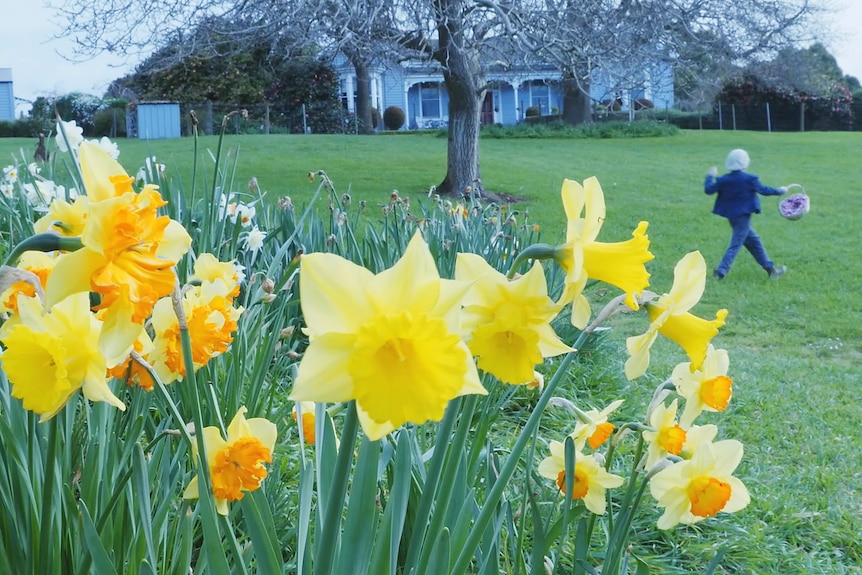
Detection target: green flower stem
<box><xmin>603</xmin><ymin>436</ymin><xmax>647</xmax><ymax>574</ymax></box>
<box><xmin>314</xmin><ymin>400</ymin><xmax>360</xmax><ymax>575</ymax></box>
<box><xmin>402</xmin><ymin>398</ymin><xmax>460</xmax><ymax>571</ymax></box>
<box><xmin>505</xmin><ymin>242</ymin><xmax>558</xmax><ymax>279</ymax></box>
<box><xmin>36</xmin><ymin>415</ymin><xmax>59</xmax><ymax>575</ymax></box>
<box><xmin>2</xmin><ymin>234</ymin><xmax>82</xmax><ymax>267</ymax></box>
<box><xmin>450</xmin><ymin>327</ymin><xmax>592</xmax><ymax>574</ymax></box>
<box><xmin>171</xmin><ymin>281</ymin><xmax>235</xmax><ymax>575</ymax></box>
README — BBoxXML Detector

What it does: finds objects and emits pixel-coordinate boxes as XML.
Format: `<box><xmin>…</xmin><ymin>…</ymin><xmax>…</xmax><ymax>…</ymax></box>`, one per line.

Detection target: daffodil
<box><xmin>290</xmin><ymin>230</ymin><xmax>487</xmax><ymax>440</ymax></box>
<box><xmin>649</xmin><ymin>439</ymin><xmax>750</xmax><ymax>529</ymax></box>
<box><xmin>292</xmin><ymin>401</ymin><xmax>317</xmax><ymax>444</ymax></box>
<box><xmin>625</xmin><ymin>251</ymin><xmax>727</xmax><ymax>380</ymax></box>
<box><xmin>55</xmin><ymin>120</ymin><xmax>84</xmax><ymax>152</ymax></box>
<box><xmin>672</xmin><ymin>345</ymin><xmax>732</xmax><ymax>428</ymax></box>
<box><xmin>679</xmin><ymin>424</ymin><xmax>718</xmax><ymax>459</ymax></box>
<box><xmin>0</xmin><ymin>251</ymin><xmax>55</xmax><ymax>314</ymax></box>
<box><xmin>556</xmin><ymin>177</ymin><xmax>653</xmax><ymax>329</ymax></box>
<box><xmin>183</xmin><ymin>407</ymin><xmax>277</xmax><ymax>515</ymax></box>
<box><xmin>538</xmin><ymin>441</ymin><xmax>624</xmax><ymax>514</ymax></box>
<box><xmin>189</xmin><ymin>253</ymin><xmax>244</xmax><ymax>300</ymax></box>
<box><xmin>33</xmin><ymin>196</ymin><xmax>89</xmax><ymax>237</ymax></box>
<box><xmin>642</xmin><ymin>399</ymin><xmax>687</xmax><ymax>469</ymax></box>
<box><xmin>570</xmin><ymin>399</ymin><xmax>624</xmax><ymax>450</ymax></box>
<box><xmin>0</xmin><ymin>293</ymin><xmax>125</xmax><ymax>421</ymax></box>
<box><xmin>455</xmin><ymin>254</ymin><xmax>572</xmax><ymax>384</ymax></box>
<box><xmin>148</xmin><ymin>279</ymin><xmax>243</xmax><ymax>383</ymax></box>
<box><xmin>45</xmin><ymin>141</ymin><xmax>192</xmax><ymax>360</ymax></box>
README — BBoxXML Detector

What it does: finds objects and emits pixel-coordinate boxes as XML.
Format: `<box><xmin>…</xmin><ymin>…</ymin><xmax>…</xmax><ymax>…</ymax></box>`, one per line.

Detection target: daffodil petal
<box><xmin>355</xmin><ymin>402</ymin><xmax>396</xmax><ymax>440</ymax></box>
<box><xmin>299</xmin><ymin>253</ymin><xmax>373</xmax><ymax>335</ymax></box>
<box><xmin>369</xmin><ymin>231</ymin><xmax>439</xmax><ymax>315</ymax></box>
<box><xmin>99</xmin><ymin>298</ymin><xmax>143</xmax><ymax>360</ymax></box>
<box><xmin>290</xmin><ymin>332</ymin><xmax>356</xmax><ymax>403</ymax></box>
<box><xmin>45</xmin><ymin>248</ymin><xmax>104</xmax><ymax>309</ymax></box>
<box><xmin>183</xmin><ymin>476</ymin><xmax>200</xmax><ymax>500</ymax></box>
<box><xmin>561</xmin><ymin>179</ymin><xmax>586</xmax><ymax>224</ymax></box>
<box><xmin>582</xmin><ymin>177</ymin><xmax>606</xmax><ymax>243</ymax></box>
<box><xmin>667</xmin><ymin>251</ymin><xmax>706</xmax><ymax>313</ymax></box>
<box><xmin>157</xmin><ymin>220</ymin><xmax>193</xmax><ymax>261</ymax></box>
<box><xmin>80</xmin><ymin>141</ymin><xmax>130</xmax><ymax>202</ymax></box>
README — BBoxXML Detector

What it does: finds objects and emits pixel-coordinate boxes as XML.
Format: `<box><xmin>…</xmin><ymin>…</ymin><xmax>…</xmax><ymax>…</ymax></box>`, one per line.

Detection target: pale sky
<box><xmin>2</xmin><ymin>0</ymin><xmax>862</xmax><ymax>115</ymax></box>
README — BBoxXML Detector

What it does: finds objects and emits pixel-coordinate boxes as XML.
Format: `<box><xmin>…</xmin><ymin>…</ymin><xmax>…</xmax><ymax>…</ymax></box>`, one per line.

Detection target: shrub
<box><xmin>525</xmin><ymin>106</ymin><xmax>541</xmax><ymax>117</ymax></box>
<box><xmin>93</xmin><ymin>108</ymin><xmax>127</xmax><ymax>137</ymax></box>
<box><xmin>0</xmin><ymin>118</ymin><xmax>43</xmax><ymax>138</ymax></box>
<box><xmin>383</xmin><ymin>106</ymin><xmax>405</xmax><ymax>130</ymax></box>
<box><xmin>634</xmin><ymin>98</ymin><xmax>655</xmax><ymax>110</ymax></box>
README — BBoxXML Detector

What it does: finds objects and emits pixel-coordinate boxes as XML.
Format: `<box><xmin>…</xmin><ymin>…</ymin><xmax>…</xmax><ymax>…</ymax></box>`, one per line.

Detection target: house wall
<box><xmin>0</xmin><ymin>68</ymin><xmax>14</xmax><ymax>122</ymax></box>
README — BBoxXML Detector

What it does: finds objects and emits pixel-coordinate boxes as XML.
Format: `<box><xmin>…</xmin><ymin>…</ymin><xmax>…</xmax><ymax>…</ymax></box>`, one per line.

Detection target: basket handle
<box><xmin>785</xmin><ymin>183</ymin><xmax>805</xmax><ymax>194</ymax></box>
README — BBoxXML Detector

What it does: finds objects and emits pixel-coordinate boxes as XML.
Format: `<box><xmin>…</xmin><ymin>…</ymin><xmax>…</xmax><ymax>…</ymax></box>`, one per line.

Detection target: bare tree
<box><xmin>519</xmin><ymin>0</ymin><xmax>831</xmax><ymax>124</ymax></box>
<box><xmin>49</xmin><ymin>0</ymin><xmax>833</xmax><ymax>196</ymax></box>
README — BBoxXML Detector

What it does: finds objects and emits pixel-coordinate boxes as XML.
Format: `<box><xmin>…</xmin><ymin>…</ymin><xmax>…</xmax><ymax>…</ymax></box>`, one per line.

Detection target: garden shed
<box><xmin>0</xmin><ymin>68</ymin><xmax>14</xmax><ymax>121</ymax></box>
<box><xmin>127</xmin><ymin>101</ymin><xmax>181</xmax><ymax>139</ymax></box>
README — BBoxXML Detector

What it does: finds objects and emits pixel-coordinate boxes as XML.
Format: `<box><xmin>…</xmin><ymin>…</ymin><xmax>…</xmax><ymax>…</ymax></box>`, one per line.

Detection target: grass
<box><xmin>2</xmin><ymin>129</ymin><xmax>861</xmax><ymax>574</ymax></box>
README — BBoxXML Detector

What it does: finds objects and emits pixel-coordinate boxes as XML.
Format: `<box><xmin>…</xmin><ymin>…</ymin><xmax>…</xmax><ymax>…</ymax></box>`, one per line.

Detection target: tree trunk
<box><xmin>562</xmin><ymin>75</ymin><xmax>593</xmax><ymax>125</ymax></box>
<box><xmin>434</xmin><ymin>0</ymin><xmax>485</xmax><ymax>197</ymax></box>
<box><xmin>352</xmin><ymin>59</ymin><xmax>375</xmax><ymax>135</ymax></box>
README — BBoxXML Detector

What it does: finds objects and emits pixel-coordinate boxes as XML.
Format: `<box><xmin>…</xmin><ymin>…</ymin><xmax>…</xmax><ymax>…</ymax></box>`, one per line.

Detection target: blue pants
<box><xmin>716</xmin><ymin>215</ymin><xmax>773</xmax><ymax>276</ymax></box>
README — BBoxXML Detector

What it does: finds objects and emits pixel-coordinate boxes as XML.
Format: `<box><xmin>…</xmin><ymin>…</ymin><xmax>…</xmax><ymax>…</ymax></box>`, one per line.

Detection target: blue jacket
<box><xmin>704</xmin><ymin>170</ymin><xmax>784</xmax><ymax>219</ymax></box>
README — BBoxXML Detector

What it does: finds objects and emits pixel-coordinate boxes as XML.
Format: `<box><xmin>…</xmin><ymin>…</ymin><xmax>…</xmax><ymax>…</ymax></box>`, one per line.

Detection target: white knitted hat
<box><xmin>725</xmin><ymin>149</ymin><xmax>750</xmax><ymax>171</ymax></box>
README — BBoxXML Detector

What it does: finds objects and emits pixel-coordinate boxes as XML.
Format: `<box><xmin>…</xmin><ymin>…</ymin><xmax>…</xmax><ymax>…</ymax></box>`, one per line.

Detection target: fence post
<box><xmin>766</xmin><ymin>102</ymin><xmax>772</xmax><ymax>132</ymax></box>
<box><xmin>205</xmin><ymin>101</ymin><xmax>214</xmax><ymax>135</ymax></box>
<box><xmin>302</xmin><ymin>104</ymin><xmax>308</xmax><ymax>134</ymax></box>
<box><xmin>718</xmin><ymin>101</ymin><xmax>723</xmax><ymax>130</ymax></box>
<box><xmin>799</xmin><ymin>102</ymin><xmax>805</xmax><ymax>132</ymax></box>
<box><xmin>265</xmin><ymin>103</ymin><xmax>270</xmax><ymax>135</ymax></box>
<box><xmin>732</xmin><ymin>104</ymin><xmax>736</xmax><ymax>130</ymax></box>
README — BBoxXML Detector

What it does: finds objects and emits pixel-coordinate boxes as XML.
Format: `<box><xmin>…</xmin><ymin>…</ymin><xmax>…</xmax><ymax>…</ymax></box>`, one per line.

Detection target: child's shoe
<box><xmin>767</xmin><ymin>265</ymin><xmax>787</xmax><ymax>279</ymax></box>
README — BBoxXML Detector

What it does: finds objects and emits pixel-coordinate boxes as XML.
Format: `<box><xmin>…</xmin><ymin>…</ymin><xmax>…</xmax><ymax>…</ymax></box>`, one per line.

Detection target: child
<box><xmin>705</xmin><ymin>149</ymin><xmax>787</xmax><ymax>280</ymax></box>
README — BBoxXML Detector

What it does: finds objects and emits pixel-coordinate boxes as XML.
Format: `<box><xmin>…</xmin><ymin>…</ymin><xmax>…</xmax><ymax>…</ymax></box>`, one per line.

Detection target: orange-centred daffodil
<box><xmin>45</xmin><ymin>141</ymin><xmax>191</xmax><ymax>361</ymax></box>
<box><xmin>672</xmin><ymin>345</ymin><xmax>732</xmax><ymax>429</ymax></box>
<box><xmin>538</xmin><ymin>441</ymin><xmax>624</xmax><ymax>514</ymax></box>
<box><xmin>455</xmin><ymin>253</ymin><xmax>572</xmax><ymax>384</ymax></box>
<box><xmin>183</xmin><ymin>407</ymin><xmax>277</xmax><ymax>515</ymax></box>
<box><xmin>0</xmin><ymin>293</ymin><xmax>125</xmax><ymax>421</ymax></box>
<box><xmin>649</xmin><ymin>439</ymin><xmax>750</xmax><ymax>529</ymax></box>
<box><xmin>556</xmin><ymin>177</ymin><xmax>653</xmax><ymax>329</ymax></box>
<box><xmin>147</xmin><ymin>278</ymin><xmax>243</xmax><ymax>383</ymax></box>
<box><xmin>642</xmin><ymin>399</ymin><xmax>687</xmax><ymax>470</ymax></box>
<box><xmin>0</xmin><ymin>251</ymin><xmax>55</xmax><ymax>314</ymax></box>
<box><xmin>289</xmin><ymin>230</ymin><xmax>487</xmax><ymax>440</ymax></box>
<box><xmin>625</xmin><ymin>251</ymin><xmax>727</xmax><ymax>380</ymax></box>
<box><xmin>569</xmin><ymin>399</ymin><xmax>624</xmax><ymax>450</ymax></box>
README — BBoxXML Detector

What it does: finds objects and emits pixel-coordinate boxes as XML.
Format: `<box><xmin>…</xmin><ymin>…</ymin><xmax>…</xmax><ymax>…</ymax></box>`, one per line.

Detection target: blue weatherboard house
<box><xmin>333</xmin><ymin>53</ymin><xmax>674</xmax><ymax>130</ymax></box>
<box><xmin>0</xmin><ymin>69</ymin><xmax>15</xmax><ymax>121</ymax></box>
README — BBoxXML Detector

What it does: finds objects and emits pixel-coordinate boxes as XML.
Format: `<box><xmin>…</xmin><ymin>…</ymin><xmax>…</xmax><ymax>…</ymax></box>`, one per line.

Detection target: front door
<box><xmin>481</xmin><ymin>92</ymin><xmax>495</xmax><ymax>126</ymax></box>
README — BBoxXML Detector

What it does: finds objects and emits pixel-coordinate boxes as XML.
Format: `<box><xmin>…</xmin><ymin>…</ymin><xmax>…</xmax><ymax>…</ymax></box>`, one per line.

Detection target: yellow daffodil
<box><xmin>649</xmin><ymin>439</ymin><xmax>750</xmax><ymax>529</ymax></box>
<box><xmin>679</xmin><ymin>424</ymin><xmax>718</xmax><ymax>459</ymax></box>
<box><xmin>0</xmin><ymin>293</ymin><xmax>125</xmax><ymax>421</ymax></box>
<box><xmin>625</xmin><ymin>251</ymin><xmax>727</xmax><ymax>380</ymax></box>
<box><xmin>0</xmin><ymin>251</ymin><xmax>55</xmax><ymax>314</ymax></box>
<box><xmin>290</xmin><ymin>230</ymin><xmax>487</xmax><ymax>440</ymax></box>
<box><xmin>107</xmin><ymin>329</ymin><xmax>156</xmax><ymax>391</ymax></box>
<box><xmin>183</xmin><ymin>407</ymin><xmax>277</xmax><ymax>515</ymax></box>
<box><xmin>189</xmin><ymin>253</ymin><xmax>244</xmax><ymax>299</ymax></box>
<box><xmin>642</xmin><ymin>399</ymin><xmax>687</xmax><ymax>470</ymax></box>
<box><xmin>672</xmin><ymin>345</ymin><xmax>732</xmax><ymax>428</ymax></box>
<box><xmin>556</xmin><ymin>177</ymin><xmax>653</xmax><ymax>329</ymax></box>
<box><xmin>292</xmin><ymin>401</ymin><xmax>317</xmax><ymax>444</ymax></box>
<box><xmin>455</xmin><ymin>254</ymin><xmax>572</xmax><ymax>384</ymax></box>
<box><xmin>33</xmin><ymin>196</ymin><xmax>89</xmax><ymax>237</ymax></box>
<box><xmin>45</xmin><ymin>141</ymin><xmax>192</xmax><ymax>361</ymax></box>
<box><xmin>570</xmin><ymin>399</ymin><xmax>624</xmax><ymax>450</ymax></box>
<box><xmin>148</xmin><ymin>280</ymin><xmax>243</xmax><ymax>383</ymax></box>
<box><xmin>538</xmin><ymin>441</ymin><xmax>624</xmax><ymax>514</ymax></box>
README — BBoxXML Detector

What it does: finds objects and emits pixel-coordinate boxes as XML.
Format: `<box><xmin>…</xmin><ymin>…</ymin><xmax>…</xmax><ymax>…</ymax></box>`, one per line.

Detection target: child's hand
<box><xmin>708</xmin><ymin>166</ymin><xmax>718</xmax><ymax>177</ymax></box>
<box><xmin>779</xmin><ymin>186</ymin><xmax>788</xmax><ymax>194</ymax></box>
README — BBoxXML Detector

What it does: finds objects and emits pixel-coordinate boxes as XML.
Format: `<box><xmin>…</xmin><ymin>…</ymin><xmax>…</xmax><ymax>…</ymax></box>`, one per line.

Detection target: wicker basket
<box><xmin>778</xmin><ymin>184</ymin><xmax>809</xmax><ymax>221</ymax></box>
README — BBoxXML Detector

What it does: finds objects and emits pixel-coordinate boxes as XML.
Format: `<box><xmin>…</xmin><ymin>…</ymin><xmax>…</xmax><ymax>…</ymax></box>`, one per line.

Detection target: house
<box><xmin>334</xmin><ymin>54</ymin><xmax>674</xmax><ymax>130</ymax></box>
<box><xmin>0</xmin><ymin>69</ymin><xmax>14</xmax><ymax>121</ymax></box>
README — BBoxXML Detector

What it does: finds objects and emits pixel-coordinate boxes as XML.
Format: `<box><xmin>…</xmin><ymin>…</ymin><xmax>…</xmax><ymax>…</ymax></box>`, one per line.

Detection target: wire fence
<box><xmin>178</xmin><ymin>102</ymin><xmax>374</xmax><ymax>136</ymax></box>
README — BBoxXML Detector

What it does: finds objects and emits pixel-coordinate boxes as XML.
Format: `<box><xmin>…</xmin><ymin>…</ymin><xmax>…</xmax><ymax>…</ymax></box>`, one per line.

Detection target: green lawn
<box><xmin>2</xmin><ymin>130</ymin><xmax>860</xmax><ymax>574</ymax></box>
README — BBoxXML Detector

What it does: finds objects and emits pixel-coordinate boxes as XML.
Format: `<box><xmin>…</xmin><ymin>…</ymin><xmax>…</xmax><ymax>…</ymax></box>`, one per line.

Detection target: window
<box><xmin>529</xmin><ymin>81</ymin><xmax>551</xmax><ymax>115</ymax></box>
<box><xmin>420</xmin><ymin>82</ymin><xmax>441</xmax><ymax>117</ymax></box>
